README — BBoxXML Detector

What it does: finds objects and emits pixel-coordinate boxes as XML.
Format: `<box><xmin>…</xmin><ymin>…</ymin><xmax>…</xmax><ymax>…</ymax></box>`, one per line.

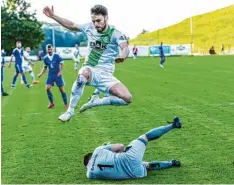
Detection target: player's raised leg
<box><xmin>127</xmin><ymin>117</ymin><xmax>182</xmax><ymax>174</ymax></box>
<box><xmin>58</xmin><ymin>68</ymin><xmax>91</xmax><ymax>122</ymax></box>
<box><xmin>80</xmin><ymin>82</ymin><xmax>131</xmax><ymax>113</ymax></box>
<box><xmin>126</xmin><ymin>117</ymin><xmax>182</xmax><ymax>160</ymax></box>
<box><xmin>144</xmin><ymin>116</ymin><xmax>182</xmax><ymax>142</ymax></box>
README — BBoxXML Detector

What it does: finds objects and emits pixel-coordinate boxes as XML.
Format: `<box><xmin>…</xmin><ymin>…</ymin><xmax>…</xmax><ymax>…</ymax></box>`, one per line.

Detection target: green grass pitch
<box><xmin>1</xmin><ymin>56</ymin><xmax>234</xmax><ymax>184</ymax></box>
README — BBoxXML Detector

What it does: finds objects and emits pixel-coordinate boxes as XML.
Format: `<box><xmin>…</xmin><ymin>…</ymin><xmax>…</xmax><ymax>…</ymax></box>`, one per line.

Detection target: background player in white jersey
<box><xmin>84</xmin><ymin>117</ymin><xmax>182</xmax><ymax>180</ymax></box>
<box><xmin>21</xmin><ymin>47</ymin><xmax>39</xmax><ymax>85</ymax></box>
<box><xmin>43</xmin><ymin>4</ymin><xmax>132</xmax><ymax>122</ymax></box>
<box><xmin>73</xmin><ymin>44</ymin><xmax>81</xmax><ymax>71</ymax></box>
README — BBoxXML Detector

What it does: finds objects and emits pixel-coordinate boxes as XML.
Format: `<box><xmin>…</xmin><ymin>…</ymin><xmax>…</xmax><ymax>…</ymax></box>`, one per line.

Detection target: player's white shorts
<box><xmin>83</xmin><ymin>66</ymin><xmax>120</xmax><ymax>94</ymax></box>
<box><xmin>22</xmin><ymin>65</ymin><xmax>32</xmax><ymax>72</ymax></box>
<box><xmin>73</xmin><ymin>56</ymin><xmax>80</xmax><ymax>63</ymax></box>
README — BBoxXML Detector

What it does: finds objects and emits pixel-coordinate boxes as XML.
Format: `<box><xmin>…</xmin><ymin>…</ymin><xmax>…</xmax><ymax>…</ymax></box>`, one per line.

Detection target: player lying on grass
<box><xmin>43</xmin><ymin>4</ymin><xmax>132</xmax><ymax>122</ymax></box>
<box><xmin>84</xmin><ymin>117</ymin><xmax>182</xmax><ymax>180</ymax></box>
<box><xmin>37</xmin><ymin>44</ymin><xmax>68</xmax><ymax>109</ymax></box>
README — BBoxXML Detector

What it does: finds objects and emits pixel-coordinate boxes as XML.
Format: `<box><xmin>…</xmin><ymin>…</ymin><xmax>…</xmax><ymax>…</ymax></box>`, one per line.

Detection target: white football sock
<box><xmin>20</xmin><ymin>76</ymin><xmax>24</xmax><ymax>83</ymax></box>
<box><xmin>30</xmin><ymin>72</ymin><xmax>35</xmax><ymax>82</ymax></box>
<box><xmin>92</xmin><ymin>96</ymin><xmax>128</xmax><ymax>107</ymax></box>
<box><xmin>67</xmin><ymin>75</ymin><xmax>87</xmax><ymax>112</ymax></box>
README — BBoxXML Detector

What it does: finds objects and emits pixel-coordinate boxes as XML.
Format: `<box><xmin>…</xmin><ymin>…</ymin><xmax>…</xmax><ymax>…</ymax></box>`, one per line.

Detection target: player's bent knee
<box><xmin>138</xmin><ymin>135</ymin><xmax>148</xmax><ymax>145</ymax></box>
<box><xmin>122</xmin><ymin>94</ymin><xmax>132</xmax><ymax>104</ymax></box>
<box><xmin>59</xmin><ymin>86</ymin><xmax>64</xmax><ymax>92</ymax></box>
<box><xmin>46</xmin><ymin>86</ymin><xmax>52</xmax><ymax>91</ymax></box>
<box><xmin>78</xmin><ymin>68</ymin><xmax>91</xmax><ymax>82</ymax></box>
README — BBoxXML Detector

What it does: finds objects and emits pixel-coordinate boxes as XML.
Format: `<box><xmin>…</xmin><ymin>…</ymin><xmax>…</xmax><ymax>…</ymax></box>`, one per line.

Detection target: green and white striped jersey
<box><xmin>78</xmin><ymin>23</ymin><xmax>127</xmax><ymax>73</ymax></box>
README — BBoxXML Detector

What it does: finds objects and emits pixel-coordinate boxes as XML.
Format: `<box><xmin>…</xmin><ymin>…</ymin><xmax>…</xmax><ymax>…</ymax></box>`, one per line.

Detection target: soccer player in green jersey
<box><xmin>43</xmin><ymin>4</ymin><xmax>132</xmax><ymax>122</ymax></box>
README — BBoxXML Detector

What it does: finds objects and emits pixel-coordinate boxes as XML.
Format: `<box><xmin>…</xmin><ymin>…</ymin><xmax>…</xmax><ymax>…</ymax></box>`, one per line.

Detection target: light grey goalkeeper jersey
<box><xmin>78</xmin><ymin>23</ymin><xmax>127</xmax><ymax>73</ymax></box>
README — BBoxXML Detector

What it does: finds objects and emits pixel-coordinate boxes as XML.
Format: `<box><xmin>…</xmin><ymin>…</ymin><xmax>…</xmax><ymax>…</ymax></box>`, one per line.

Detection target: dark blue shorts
<box><xmin>46</xmin><ymin>75</ymin><xmax>65</xmax><ymax>87</ymax></box>
<box><xmin>15</xmin><ymin>64</ymin><xmax>23</xmax><ymax>73</ymax></box>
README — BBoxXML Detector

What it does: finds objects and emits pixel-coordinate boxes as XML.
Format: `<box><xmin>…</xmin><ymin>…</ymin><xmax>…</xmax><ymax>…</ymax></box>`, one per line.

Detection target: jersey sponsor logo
<box><xmin>90</xmin><ymin>41</ymin><xmax>107</xmax><ymax>50</ymax></box>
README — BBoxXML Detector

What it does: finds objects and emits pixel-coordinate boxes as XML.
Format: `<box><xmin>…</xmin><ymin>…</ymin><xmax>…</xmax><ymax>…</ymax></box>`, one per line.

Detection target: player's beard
<box><xmin>96</xmin><ymin>21</ymin><xmax>107</xmax><ymax>33</ymax></box>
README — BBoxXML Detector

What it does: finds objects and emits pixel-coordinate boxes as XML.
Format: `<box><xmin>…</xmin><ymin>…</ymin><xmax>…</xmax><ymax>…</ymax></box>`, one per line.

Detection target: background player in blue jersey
<box><xmin>37</xmin><ymin>44</ymin><xmax>68</xmax><ymax>109</ymax></box>
<box><xmin>84</xmin><ymin>117</ymin><xmax>182</xmax><ymax>180</ymax></box>
<box><xmin>8</xmin><ymin>41</ymin><xmax>31</xmax><ymax>88</ymax></box>
<box><xmin>159</xmin><ymin>42</ymin><xmax>166</xmax><ymax>68</ymax></box>
<box><xmin>1</xmin><ymin>47</ymin><xmax>9</xmax><ymax>96</ymax></box>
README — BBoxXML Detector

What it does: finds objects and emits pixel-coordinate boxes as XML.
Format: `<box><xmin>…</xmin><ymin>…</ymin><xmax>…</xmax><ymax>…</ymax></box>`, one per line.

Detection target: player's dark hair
<box><xmin>91</xmin><ymin>5</ymin><xmax>108</xmax><ymax>16</ymax></box>
<box><xmin>46</xmin><ymin>44</ymin><xmax>52</xmax><ymax>49</ymax></box>
<box><xmin>83</xmin><ymin>153</ymin><xmax>93</xmax><ymax>166</ymax></box>
<box><xmin>16</xmin><ymin>41</ymin><xmax>21</xmax><ymax>44</ymax></box>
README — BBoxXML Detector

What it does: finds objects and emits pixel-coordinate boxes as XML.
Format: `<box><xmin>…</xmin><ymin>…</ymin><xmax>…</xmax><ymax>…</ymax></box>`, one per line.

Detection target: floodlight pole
<box><xmin>52</xmin><ymin>27</ymin><xmax>56</xmax><ymax>51</ymax></box>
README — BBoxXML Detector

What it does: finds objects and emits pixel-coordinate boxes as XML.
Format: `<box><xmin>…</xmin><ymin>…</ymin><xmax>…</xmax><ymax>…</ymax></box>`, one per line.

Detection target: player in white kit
<box><xmin>43</xmin><ymin>4</ymin><xmax>132</xmax><ymax>122</ymax></box>
<box><xmin>73</xmin><ymin>44</ymin><xmax>81</xmax><ymax>71</ymax></box>
<box><xmin>21</xmin><ymin>47</ymin><xmax>39</xmax><ymax>85</ymax></box>
<box><xmin>80</xmin><ymin>35</ymin><xmax>129</xmax><ymax>113</ymax></box>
